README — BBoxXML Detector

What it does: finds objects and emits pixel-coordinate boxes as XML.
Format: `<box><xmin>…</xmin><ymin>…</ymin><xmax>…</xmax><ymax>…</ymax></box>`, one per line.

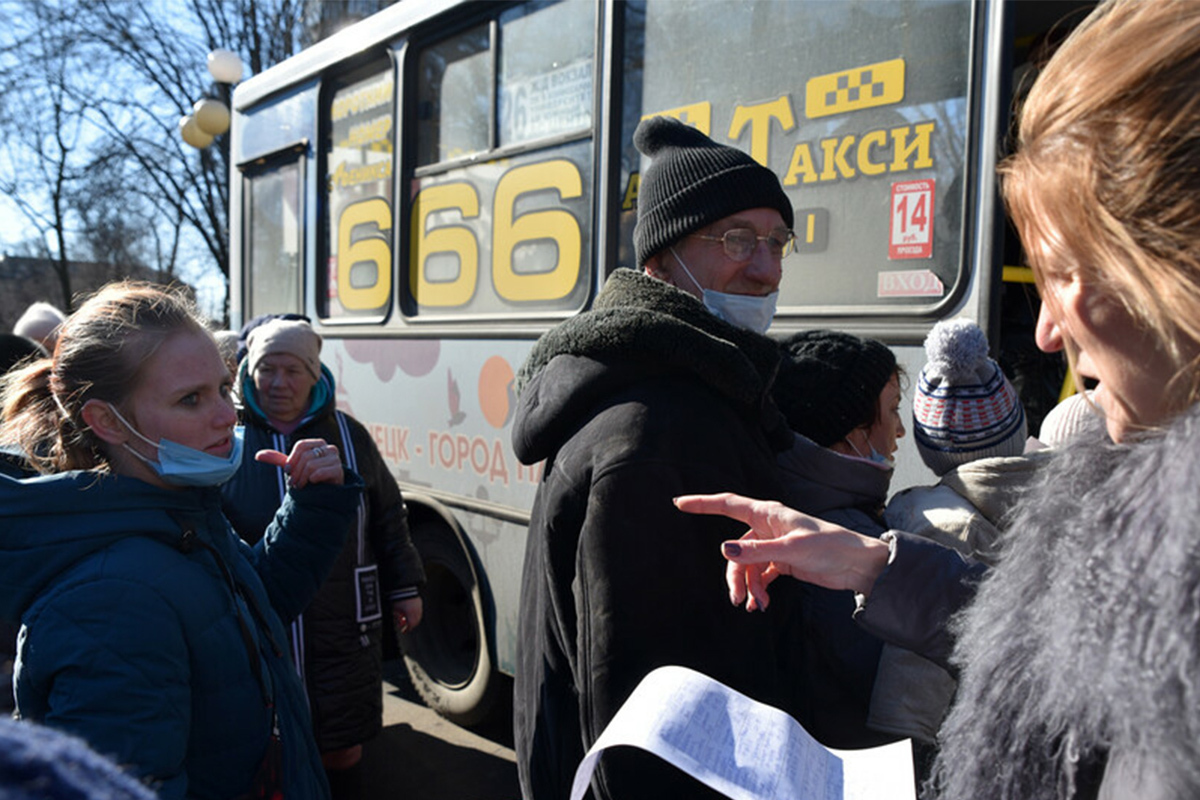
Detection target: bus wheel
<box><xmin>401</xmin><ymin>520</ymin><xmax>499</xmax><ymax>727</ymax></box>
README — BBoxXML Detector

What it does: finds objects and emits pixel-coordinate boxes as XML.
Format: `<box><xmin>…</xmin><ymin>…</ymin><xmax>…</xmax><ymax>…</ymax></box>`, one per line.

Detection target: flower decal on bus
<box><xmin>343</xmin><ymin>337</ymin><xmax>440</xmax><ymax>382</ymax></box>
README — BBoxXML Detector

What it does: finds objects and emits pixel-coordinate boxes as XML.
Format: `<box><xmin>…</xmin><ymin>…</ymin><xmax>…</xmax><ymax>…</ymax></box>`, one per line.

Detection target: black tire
<box><xmin>401</xmin><ymin>519</ymin><xmax>500</xmax><ymax>727</ymax></box>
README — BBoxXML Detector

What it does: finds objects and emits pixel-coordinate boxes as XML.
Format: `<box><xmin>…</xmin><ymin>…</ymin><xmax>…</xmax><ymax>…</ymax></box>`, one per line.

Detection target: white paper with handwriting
<box><xmin>570</xmin><ymin>665</ymin><xmax>915</xmax><ymax>800</ymax></box>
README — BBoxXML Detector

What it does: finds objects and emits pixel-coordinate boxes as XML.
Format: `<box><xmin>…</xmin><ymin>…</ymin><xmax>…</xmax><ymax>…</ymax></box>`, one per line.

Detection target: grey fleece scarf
<box><xmin>929</xmin><ymin>405</ymin><xmax>1200</xmax><ymax>799</ymax></box>
<box><xmin>515</xmin><ymin>268</ymin><xmax>782</xmax><ymax>420</ymax></box>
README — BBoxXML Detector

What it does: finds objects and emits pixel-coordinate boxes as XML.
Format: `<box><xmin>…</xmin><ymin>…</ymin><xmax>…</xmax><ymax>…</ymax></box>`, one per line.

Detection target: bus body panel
<box><xmin>228</xmin><ymin>0</ymin><xmax>1074</xmax><ymax>714</ymax></box>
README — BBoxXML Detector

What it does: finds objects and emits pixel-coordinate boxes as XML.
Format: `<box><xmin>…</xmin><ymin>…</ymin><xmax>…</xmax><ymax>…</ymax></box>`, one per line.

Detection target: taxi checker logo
<box><xmin>806</xmin><ymin>58</ymin><xmax>905</xmax><ymax>119</ymax></box>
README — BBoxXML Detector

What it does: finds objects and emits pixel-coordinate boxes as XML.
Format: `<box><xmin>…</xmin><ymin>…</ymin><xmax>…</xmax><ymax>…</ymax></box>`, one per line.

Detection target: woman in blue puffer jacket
<box><xmin>0</xmin><ymin>282</ymin><xmax>362</xmax><ymax>800</ymax></box>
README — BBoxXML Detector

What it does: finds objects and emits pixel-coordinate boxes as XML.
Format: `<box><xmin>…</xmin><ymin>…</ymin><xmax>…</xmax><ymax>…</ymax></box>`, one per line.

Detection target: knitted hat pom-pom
<box><xmin>633</xmin><ymin>116</ymin><xmax>710</xmax><ymax>156</ymax></box>
<box><xmin>924</xmin><ymin>318</ymin><xmax>989</xmax><ymax>383</ymax></box>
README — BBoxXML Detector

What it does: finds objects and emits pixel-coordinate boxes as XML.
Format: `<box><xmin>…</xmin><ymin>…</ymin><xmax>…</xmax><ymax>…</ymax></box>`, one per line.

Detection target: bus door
<box><xmin>614</xmin><ymin>0</ymin><xmax>982</xmax><ymax>490</ymax></box>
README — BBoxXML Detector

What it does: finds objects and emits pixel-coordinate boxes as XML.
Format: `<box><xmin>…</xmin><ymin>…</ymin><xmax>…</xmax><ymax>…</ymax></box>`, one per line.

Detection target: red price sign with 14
<box><xmin>889</xmin><ymin>179</ymin><xmax>934</xmax><ymax>260</ymax></box>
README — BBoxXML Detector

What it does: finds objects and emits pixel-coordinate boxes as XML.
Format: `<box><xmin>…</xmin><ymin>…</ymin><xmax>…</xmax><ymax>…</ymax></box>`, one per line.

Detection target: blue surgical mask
<box><xmin>847</xmin><ymin>435</ymin><xmax>894</xmax><ymax>469</ymax></box>
<box><xmin>670</xmin><ymin>248</ymin><xmax>778</xmax><ymax>334</ymax></box>
<box><xmin>109</xmin><ymin>405</ymin><xmax>245</xmax><ymax>487</ymax></box>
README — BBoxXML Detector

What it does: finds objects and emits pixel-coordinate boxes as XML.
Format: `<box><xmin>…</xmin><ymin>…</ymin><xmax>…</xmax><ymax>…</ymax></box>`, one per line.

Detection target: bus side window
<box><xmin>498</xmin><ymin>0</ymin><xmax>595</xmax><ymax>147</ymax></box>
<box><xmin>321</xmin><ymin>62</ymin><xmax>396</xmax><ymax>321</ymax></box>
<box><xmin>244</xmin><ymin>157</ymin><xmax>303</xmax><ymax>318</ymax></box>
<box><xmin>417</xmin><ymin>26</ymin><xmax>491</xmax><ymax>167</ymax></box>
<box><xmin>406</xmin><ymin>0</ymin><xmax>597</xmax><ymax>321</ymax></box>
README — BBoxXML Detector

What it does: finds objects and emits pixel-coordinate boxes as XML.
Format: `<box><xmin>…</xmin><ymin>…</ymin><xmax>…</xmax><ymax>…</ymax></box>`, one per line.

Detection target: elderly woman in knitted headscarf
<box><xmin>220</xmin><ymin>318</ymin><xmax>425</xmax><ymax>799</ymax></box>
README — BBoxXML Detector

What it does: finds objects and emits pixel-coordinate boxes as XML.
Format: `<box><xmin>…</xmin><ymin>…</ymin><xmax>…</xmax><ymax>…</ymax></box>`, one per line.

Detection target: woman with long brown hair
<box><xmin>0</xmin><ymin>283</ymin><xmax>361</xmax><ymax>799</ymax></box>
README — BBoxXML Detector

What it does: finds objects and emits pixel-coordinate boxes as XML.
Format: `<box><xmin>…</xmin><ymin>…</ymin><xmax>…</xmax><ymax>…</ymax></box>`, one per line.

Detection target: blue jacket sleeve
<box><xmin>853</xmin><ymin>531</ymin><xmax>989</xmax><ymax>670</ymax></box>
<box><xmin>248</xmin><ymin>471</ymin><xmax>364</xmax><ymax>624</ymax></box>
<box><xmin>18</xmin><ymin>579</ymin><xmax>191</xmax><ymax>800</ymax></box>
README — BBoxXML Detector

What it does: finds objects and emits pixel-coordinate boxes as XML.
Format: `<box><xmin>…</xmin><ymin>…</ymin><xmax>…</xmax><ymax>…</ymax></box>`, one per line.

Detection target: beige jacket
<box><xmin>867</xmin><ymin>453</ymin><xmax>1049</xmax><ymax>743</ymax></box>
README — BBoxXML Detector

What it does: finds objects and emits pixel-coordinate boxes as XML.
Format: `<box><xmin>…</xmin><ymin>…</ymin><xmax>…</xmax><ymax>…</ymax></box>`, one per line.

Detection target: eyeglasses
<box><xmin>689</xmin><ymin>228</ymin><xmax>796</xmax><ymax>261</ymax></box>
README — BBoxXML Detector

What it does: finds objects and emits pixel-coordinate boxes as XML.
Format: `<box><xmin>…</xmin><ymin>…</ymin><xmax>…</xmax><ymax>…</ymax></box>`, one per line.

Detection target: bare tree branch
<box><xmin>0</xmin><ymin>0</ymin><xmax>395</xmax><ymax>319</ymax></box>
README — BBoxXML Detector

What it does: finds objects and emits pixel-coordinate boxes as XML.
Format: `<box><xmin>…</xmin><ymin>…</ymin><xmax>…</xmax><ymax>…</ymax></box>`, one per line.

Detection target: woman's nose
<box><xmin>1035</xmin><ymin>300</ymin><xmax>1064</xmax><ymax>353</ymax></box>
<box><xmin>218</xmin><ymin>396</ymin><xmax>238</xmax><ymax>427</ymax></box>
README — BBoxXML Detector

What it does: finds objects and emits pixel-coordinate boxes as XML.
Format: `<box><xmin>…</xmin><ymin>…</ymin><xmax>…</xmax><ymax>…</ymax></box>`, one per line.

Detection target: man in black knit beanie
<box><xmin>512</xmin><ymin>117</ymin><xmax>809</xmax><ymax>800</ymax></box>
<box><xmin>633</xmin><ymin>116</ymin><xmax>795</xmax><ymax>334</ymax></box>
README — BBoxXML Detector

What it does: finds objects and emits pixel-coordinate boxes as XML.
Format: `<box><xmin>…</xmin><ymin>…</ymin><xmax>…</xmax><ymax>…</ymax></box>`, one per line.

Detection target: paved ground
<box><xmin>361</xmin><ymin>661</ymin><xmax>520</xmax><ymax>799</ymax></box>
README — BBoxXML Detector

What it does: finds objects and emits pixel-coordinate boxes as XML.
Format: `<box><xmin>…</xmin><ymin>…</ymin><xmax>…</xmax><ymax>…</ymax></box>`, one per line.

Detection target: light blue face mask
<box><xmin>109</xmin><ymin>405</ymin><xmax>245</xmax><ymax>487</ymax></box>
<box><xmin>670</xmin><ymin>248</ymin><xmax>778</xmax><ymax>334</ymax></box>
<box><xmin>847</xmin><ymin>435</ymin><xmax>894</xmax><ymax>469</ymax></box>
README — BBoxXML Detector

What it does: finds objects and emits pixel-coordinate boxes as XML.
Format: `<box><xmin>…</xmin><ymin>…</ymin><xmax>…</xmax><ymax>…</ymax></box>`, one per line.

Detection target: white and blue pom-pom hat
<box><xmin>912</xmin><ymin>318</ymin><xmax>1027</xmax><ymax>476</ymax></box>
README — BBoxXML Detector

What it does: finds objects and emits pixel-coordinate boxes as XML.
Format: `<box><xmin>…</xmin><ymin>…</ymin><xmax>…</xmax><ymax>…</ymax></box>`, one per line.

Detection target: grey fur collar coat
<box><xmin>931</xmin><ymin>404</ymin><xmax>1200</xmax><ymax>799</ymax></box>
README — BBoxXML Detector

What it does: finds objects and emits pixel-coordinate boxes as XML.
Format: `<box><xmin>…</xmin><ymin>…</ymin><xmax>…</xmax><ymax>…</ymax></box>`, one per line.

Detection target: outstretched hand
<box><xmin>255</xmin><ymin>438</ymin><xmax>344</xmax><ymax>488</ymax></box>
<box><xmin>673</xmin><ymin>493</ymin><xmax>890</xmax><ymax>611</ymax></box>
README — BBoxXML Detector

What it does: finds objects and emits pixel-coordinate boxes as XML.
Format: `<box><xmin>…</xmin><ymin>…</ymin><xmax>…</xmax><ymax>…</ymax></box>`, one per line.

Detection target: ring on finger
<box><xmin>313</xmin><ymin>447</ymin><xmax>325</xmax><ymax>459</ymax></box>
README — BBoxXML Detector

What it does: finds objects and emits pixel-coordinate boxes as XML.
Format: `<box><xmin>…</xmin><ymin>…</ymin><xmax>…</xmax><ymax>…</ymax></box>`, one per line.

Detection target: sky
<box><xmin>0</xmin><ymin>0</ymin><xmax>230</xmax><ymax>320</ymax></box>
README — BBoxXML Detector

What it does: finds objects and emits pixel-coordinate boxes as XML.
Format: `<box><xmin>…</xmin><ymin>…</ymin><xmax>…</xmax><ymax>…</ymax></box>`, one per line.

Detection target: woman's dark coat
<box><xmin>223</xmin><ymin>364</ymin><xmax>424</xmax><ymax>752</ymax></box>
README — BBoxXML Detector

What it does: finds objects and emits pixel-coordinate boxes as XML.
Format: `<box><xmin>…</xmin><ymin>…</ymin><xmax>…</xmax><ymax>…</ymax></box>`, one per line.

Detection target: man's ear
<box><xmin>643</xmin><ymin>253</ymin><xmax>670</xmax><ymax>282</ymax></box>
<box><xmin>80</xmin><ymin>400</ymin><xmax>126</xmax><ymax>445</ymax></box>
